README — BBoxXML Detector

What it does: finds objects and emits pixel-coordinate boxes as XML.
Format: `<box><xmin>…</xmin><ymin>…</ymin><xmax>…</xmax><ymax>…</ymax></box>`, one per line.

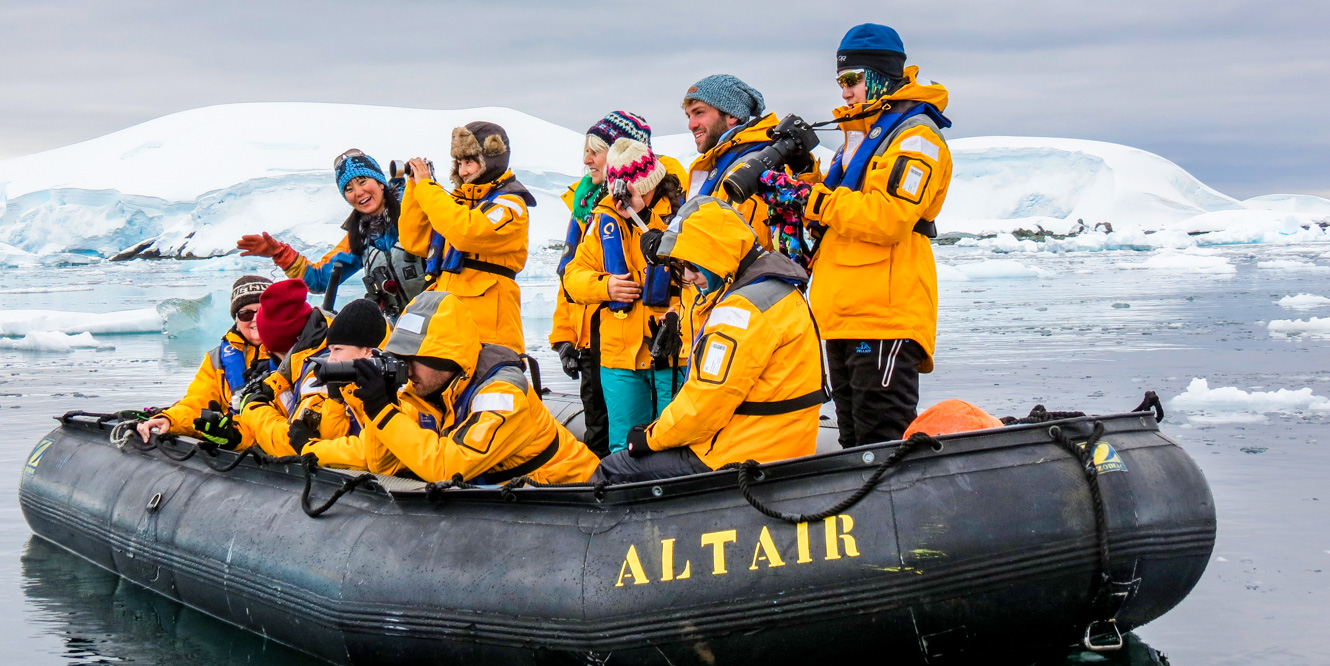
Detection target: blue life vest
<box><xmin>218</xmin><ymin>341</ymin><xmax>249</xmax><ymax>395</ymax></box>
<box><xmin>431</xmin><ymin>190</ymin><xmax>506</xmax><ymax>277</ymax></box>
<box><xmin>695</xmin><ymin>143</ymin><xmax>765</xmax><ymax>197</ymax></box>
<box><xmin>598</xmin><ymin>213</ymin><xmax>671</xmax><ymax>312</ymax></box>
<box><xmin>555</xmin><ymin>214</ymin><xmax>585</xmax><ymax>277</ymax></box>
<box><xmin>823</xmin><ymin>103</ymin><xmax>951</xmax><ymax>192</ymax></box>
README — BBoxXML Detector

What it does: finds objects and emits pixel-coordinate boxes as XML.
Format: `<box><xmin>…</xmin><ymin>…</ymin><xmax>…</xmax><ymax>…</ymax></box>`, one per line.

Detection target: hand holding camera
<box><xmin>194</xmin><ymin>401</ymin><xmax>243</xmax><ymax>449</ymax></box>
<box><xmin>349</xmin><ymin>355</ymin><xmax>406</xmax><ymax>418</ymax></box>
<box><xmin>388</xmin><ymin>158</ymin><xmax>435</xmax><ymax>183</ymax></box>
<box><xmin>721</xmin><ymin>114</ymin><xmax>820</xmax><ymax>203</ymax></box>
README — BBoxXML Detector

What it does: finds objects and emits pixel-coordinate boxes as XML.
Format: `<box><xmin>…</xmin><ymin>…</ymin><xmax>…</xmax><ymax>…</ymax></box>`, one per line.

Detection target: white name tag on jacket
<box><xmin>708</xmin><ymin>306</ymin><xmax>750</xmax><ymax>330</ymax></box>
<box><xmin>471</xmin><ymin>393</ymin><xmax>514</xmax><ymax>413</ymax></box>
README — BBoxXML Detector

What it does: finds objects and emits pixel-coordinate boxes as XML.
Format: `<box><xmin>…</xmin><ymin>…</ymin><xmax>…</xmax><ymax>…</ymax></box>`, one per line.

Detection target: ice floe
<box><xmin>0</xmin><ymin>331</ymin><xmax>115</xmax><ymax>352</ymax></box>
<box><xmin>1170</xmin><ymin>378</ymin><xmax>1330</xmax><ymax>420</ymax></box>
<box><xmin>1277</xmin><ymin>294</ymin><xmax>1330</xmax><ymax>310</ymax></box>
<box><xmin>1267</xmin><ymin>317</ymin><xmax>1330</xmax><ymax>338</ymax></box>
<box><xmin>0</xmin><ymin>308</ymin><xmax>163</xmax><ymax>336</ymax></box>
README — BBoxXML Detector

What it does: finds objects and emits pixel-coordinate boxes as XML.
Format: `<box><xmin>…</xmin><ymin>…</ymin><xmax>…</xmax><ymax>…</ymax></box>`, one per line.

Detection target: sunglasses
<box><xmin>669</xmin><ymin>259</ymin><xmax>699</xmax><ymax>275</ymax></box>
<box><xmin>333</xmin><ymin>148</ymin><xmax>367</xmax><ymax>170</ymax></box>
<box><xmin>836</xmin><ymin>69</ymin><xmax>866</xmax><ymax>88</ymax></box>
<box><xmin>236</xmin><ymin>308</ymin><xmax>259</xmax><ymax>323</ymax></box>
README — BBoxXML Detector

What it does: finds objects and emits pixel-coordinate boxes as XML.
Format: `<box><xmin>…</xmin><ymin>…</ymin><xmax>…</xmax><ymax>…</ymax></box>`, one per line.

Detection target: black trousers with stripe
<box><xmin>826</xmin><ymin>338</ymin><xmax>926</xmax><ymax>448</ymax></box>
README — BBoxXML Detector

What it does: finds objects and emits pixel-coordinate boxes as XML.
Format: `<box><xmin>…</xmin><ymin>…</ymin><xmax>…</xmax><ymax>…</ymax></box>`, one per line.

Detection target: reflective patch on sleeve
<box><xmin>899</xmin><ymin>134</ymin><xmax>941</xmax><ymax>161</ymax></box>
<box><xmin>471</xmin><ymin>392</ymin><xmax>514</xmax><ymax>413</ymax></box>
<box><xmin>493</xmin><ymin>196</ymin><xmax>525</xmax><ymax>215</ymax></box>
<box><xmin>696</xmin><ymin>332</ymin><xmax>737</xmax><ymax>385</ymax></box>
<box><xmin>485</xmin><ymin>206</ymin><xmax>506</xmax><ymax>223</ymax></box>
<box><xmin>396</xmin><ymin>312</ymin><xmax>426</xmax><ymax>334</ymax></box>
<box><xmin>707</xmin><ymin>306</ymin><xmax>750</xmax><ymax>331</ymax></box>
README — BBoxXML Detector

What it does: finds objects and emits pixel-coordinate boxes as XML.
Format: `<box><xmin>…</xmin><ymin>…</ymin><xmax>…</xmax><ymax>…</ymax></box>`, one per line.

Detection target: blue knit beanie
<box><xmin>837</xmin><ymin>24</ymin><xmax>906</xmax><ymax>79</ymax></box>
<box><xmin>334</xmin><ymin>151</ymin><xmax>388</xmax><ymax>193</ymax></box>
<box><xmin>682</xmin><ymin>74</ymin><xmax>766</xmax><ymax>121</ymax></box>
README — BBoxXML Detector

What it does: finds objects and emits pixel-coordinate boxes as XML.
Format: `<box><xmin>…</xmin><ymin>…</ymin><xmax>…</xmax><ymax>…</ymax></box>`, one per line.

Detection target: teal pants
<box><xmin>600</xmin><ymin>366</ymin><xmax>680</xmax><ymax>453</ymax></box>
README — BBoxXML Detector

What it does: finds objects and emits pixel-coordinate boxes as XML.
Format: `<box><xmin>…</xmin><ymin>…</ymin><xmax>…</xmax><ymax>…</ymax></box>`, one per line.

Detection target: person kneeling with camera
<box><xmin>311</xmin><ymin>291</ymin><xmax>599</xmax><ymax>484</ymax></box>
<box><xmin>592</xmin><ymin>196</ymin><xmax>825</xmax><ymax>483</ymax></box>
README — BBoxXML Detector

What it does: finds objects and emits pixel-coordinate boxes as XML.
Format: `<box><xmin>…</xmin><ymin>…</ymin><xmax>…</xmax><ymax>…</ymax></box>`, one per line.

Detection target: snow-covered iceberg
<box><xmin>1</xmin><ymin>103</ymin><xmax>1327</xmax><ymax>259</ymax></box>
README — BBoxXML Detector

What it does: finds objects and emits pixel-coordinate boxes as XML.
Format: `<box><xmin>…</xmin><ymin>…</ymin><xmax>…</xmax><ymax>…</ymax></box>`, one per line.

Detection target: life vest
<box><xmin>823</xmin><ymin>102</ymin><xmax>951</xmax><ymax>192</ymax></box>
<box><xmin>218</xmin><ymin>340</ymin><xmax>249</xmax><ymax>395</ymax></box>
<box><xmin>362</xmin><ymin>237</ymin><xmax>428</xmax><ymax>314</ymax></box>
<box><xmin>597</xmin><ymin>213</ymin><xmax>671</xmax><ymax>312</ymax></box>
<box><xmin>427</xmin><ymin>180</ymin><xmax>532</xmax><ymax>282</ymax></box>
<box><xmin>688</xmin><ymin>143</ymin><xmax>766</xmax><ymax>200</ymax></box>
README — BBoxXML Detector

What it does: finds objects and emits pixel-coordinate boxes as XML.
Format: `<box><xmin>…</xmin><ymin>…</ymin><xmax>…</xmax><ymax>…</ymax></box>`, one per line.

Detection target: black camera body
<box><xmin>388</xmin><ymin>159</ymin><xmax>434</xmax><ymax>180</ymax></box>
<box><xmin>311</xmin><ymin>353</ymin><xmax>410</xmax><ymax>394</ymax></box>
<box><xmin>720</xmin><ymin>114</ymin><xmax>820</xmax><ymax>203</ymax></box>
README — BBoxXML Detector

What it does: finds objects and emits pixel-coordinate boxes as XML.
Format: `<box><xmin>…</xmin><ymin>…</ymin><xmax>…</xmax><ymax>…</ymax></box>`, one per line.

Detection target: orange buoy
<box><xmin>904</xmin><ymin>399</ymin><xmax>1004</xmax><ymax>438</ymax></box>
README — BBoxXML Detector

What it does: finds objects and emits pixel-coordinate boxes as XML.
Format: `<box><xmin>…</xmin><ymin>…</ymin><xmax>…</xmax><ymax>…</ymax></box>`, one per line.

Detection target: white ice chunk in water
<box><xmin>1277</xmin><ymin>294</ymin><xmax>1330</xmax><ymax>310</ymax></box>
<box><xmin>1268</xmin><ymin>317</ymin><xmax>1330</xmax><ymax>338</ymax></box>
<box><xmin>0</xmin><ymin>330</ymin><xmax>115</xmax><ymax>352</ymax></box>
<box><xmin>0</xmin><ymin>308</ymin><xmax>163</xmax><ymax>336</ymax></box>
<box><xmin>1120</xmin><ymin>250</ymin><xmax>1236</xmax><ymax>274</ymax></box>
<box><xmin>1170</xmin><ymin>378</ymin><xmax>1330</xmax><ymax>419</ymax></box>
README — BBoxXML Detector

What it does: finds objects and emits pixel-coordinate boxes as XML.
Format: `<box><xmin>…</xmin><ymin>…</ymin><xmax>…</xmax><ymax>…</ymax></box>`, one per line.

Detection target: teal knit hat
<box><xmin>683</xmin><ymin>74</ymin><xmax>765</xmax><ymax>121</ymax></box>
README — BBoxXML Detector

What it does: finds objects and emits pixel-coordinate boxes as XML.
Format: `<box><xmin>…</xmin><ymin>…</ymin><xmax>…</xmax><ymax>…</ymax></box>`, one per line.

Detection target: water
<box><xmin>2</xmin><ymin>244</ymin><xmax>1327</xmax><ymax>664</ymax></box>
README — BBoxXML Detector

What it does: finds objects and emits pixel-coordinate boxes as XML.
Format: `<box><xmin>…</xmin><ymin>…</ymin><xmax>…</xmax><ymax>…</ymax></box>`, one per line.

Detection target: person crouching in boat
<box><xmin>236</xmin><ymin>149</ymin><xmax>427</xmax><ymax>319</ymax></box>
<box><xmin>242</xmin><ymin>298</ymin><xmax>389</xmax><ymax>457</ymax></box>
<box><xmin>316</xmin><ymin>291</ymin><xmax>599</xmax><ymax>484</ymax></box>
<box><xmin>592</xmin><ymin>196</ymin><xmax>825</xmax><ymax>483</ymax></box>
<box><xmin>396</xmin><ymin>122</ymin><xmax>534</xmax><ymax>353</ymax></box>
<box><xmin>135</xmin><ymin>276</ymin><xmax>272</xmax><ymax>443</ymax></box>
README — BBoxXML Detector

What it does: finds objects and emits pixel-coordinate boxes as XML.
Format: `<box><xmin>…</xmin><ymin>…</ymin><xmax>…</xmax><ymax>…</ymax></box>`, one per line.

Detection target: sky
<box><xmin>1</xmin><ymin>0</ymin><xmax>1327</xmax><ymax>199</ymax></box>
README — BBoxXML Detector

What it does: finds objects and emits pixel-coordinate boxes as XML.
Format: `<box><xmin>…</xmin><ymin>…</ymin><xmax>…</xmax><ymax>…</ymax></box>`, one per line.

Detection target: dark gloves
<box><xmin>193</xmin><ymin>401</ymin><xmax>242</xmax><ymax>449</ymax></box>
<box><xmin>236</xmin><ymin>379</ymin><xmax>275</xmax><ymax>411</ymax></box>
<box><xmin>639</xmin><ymin>229</ymin><xmax>665</xmax><ymax>266</ymax></box>
<box><xmin>352</xmin><ymin>357</ymin><xmax>398</xmax><ymax>419</ymax></box>
<box><xmin>648</xmin><ymin>312</ymin><xmax>682</xmax><ymax>366</ymax></box>
<box><xmin>288</xmin><ymin>419</ymin><xmax>317</xmax><ymax>453</ymax></box>
<box><xmin>626</xmin><ymin>425</ymin><xmax>654</xmax><ymax>458</ymax></box>
<box><xmin>553</xmin><ymin>342</ymin><xmax>581</xmax><ymax>380</ymax></box>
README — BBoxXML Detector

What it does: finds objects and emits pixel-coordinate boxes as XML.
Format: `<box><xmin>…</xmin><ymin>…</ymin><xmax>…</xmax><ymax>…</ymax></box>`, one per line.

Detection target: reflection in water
<box><xmin>20</xmin><ymin>536</ymin><xmax>1173</xmax><ymax>666</ymax></box>
<box><xmin>20</xmin><ymin>537</ymin><xmax>325</xmax><ymax>666</ymax></box>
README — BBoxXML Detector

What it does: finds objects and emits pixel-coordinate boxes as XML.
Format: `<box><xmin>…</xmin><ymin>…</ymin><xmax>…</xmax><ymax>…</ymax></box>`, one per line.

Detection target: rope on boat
<box><xmin>1131</xmin><ymin>390</ymin><xmax>1165</xmax><ymax>423</ymax></box>
<box><xmin>730</xmin><ymin>431</ymin><xmax>937</xmax><ymax>525</ymax></box>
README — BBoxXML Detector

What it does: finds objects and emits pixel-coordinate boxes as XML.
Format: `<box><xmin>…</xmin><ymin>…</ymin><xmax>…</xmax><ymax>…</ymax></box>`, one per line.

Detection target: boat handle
<box><xmin>1083</xmin><ymin>618</ymin><xmax>1123</xmax><ymax>652</ymax></box>
<box><xmin>147</xmin><ymin>492</ymin><xmax>162</xmax><ymax>513</ymax></box>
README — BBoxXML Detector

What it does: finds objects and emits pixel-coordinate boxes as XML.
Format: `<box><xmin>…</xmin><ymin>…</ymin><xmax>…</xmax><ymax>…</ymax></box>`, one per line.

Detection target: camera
<box><xmin>311</xmin><ymin>352</ymin><xmax>410</xmax><ymax>393</ymax></box>
<box><xmin>720</xmin><ymin>114</ymin><xmax>820</xmax><ymax>203</ymax></box>
<box><xmin>389</xmin><ymin>159</ymin><xmax>434</xmax><ymax>180</ymax></box>
<box><xmin>364</xmin><ymin>266</ymin><xmax>403</xmax><ymax>319</ymax></box>
<box><xmin>610</xmin><ymin>179</ymin><xmax>633</xmax><ymax>209</ymax></box>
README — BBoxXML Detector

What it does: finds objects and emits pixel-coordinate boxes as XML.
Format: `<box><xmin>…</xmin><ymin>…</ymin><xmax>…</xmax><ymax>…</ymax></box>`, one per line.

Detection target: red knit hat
<box><xmin>256</xmin><ymin>279</ymin><xmax>313</xmax><ymax>355</ymax></box>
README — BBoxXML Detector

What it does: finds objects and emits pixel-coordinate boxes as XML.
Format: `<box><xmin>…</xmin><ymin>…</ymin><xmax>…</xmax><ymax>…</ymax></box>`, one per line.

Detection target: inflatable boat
<box><xmin>19</xmin><ymin>394</ymin><xmax>1213</xmax><ymax>665</ymax></box>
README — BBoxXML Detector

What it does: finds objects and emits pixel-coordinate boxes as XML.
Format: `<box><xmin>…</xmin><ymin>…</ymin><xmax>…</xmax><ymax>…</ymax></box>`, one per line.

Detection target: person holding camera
<box><xmin>236</xmin><ymin>150</ymin><xmax>427</xmax><ymax>318</ymax></box>
<box><xmin>238</xmin><ymin>298</ymin><xmax>389</xmax><ymax>459</ymax></box>
<box><xmin>328</xmin><ymin>291</ymin><xmax>598</xmax><ymax>484</ymax></box>
<box><xmin>551</xmin><ymin>111</ymin><xmax>689</xmax><ymax>458</ymax></box>
<box><xmin>561</xmin><ymin>138</ymin><xmax>689</xmax><ymax>453</ymax></box>
<box><xmin>681</xmin><ymin>74</ymin><xmax>817</xmax><ymax>250</ymax></box>
<box><xmin>592</xmin><ymin>196</ymin><xmax>824</xmax><ymax>483</ymax></box>
<box><xmin>135</xmin><ymin>276</ymin><xmax>272</xmax><ymax>443</ymax></box>
<box><xmin>801</xmin><ymin>24</ymin><xmax>954</xmax><ymax>447</ymax></box>
<box><xmin>396</xmin><ymin>122</ymin><xmax>535</xmax><ymax>353</ymax></box>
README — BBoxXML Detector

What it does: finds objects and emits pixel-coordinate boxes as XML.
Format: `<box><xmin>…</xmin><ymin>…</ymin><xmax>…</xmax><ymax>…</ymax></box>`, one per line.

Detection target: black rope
<box><xmin>154</xmin><ymin>434</ymin><xmax>196</xmax><ymax>461</ymax></box>
<box><xmin>1132</xmin><ymin>390</ymin><xmax>1165</xmax><ymax>423</ymax></box>
<box><xmin>732</xmin><ymin>432</ymin><xmax>935</xmax><ymax>524</ymax></box>
<box><xmin>1048</xmin><ymin>421</ymin><xmax>1126</xmax><ymax>651</ymax></box>
<box><xmin>1001</xmin><ymin>404</ymin><xmax>1087</xmax><ymax>425</ymax></box>
<box><xmin>424</xmin><ymin>473</ymin><xmax>479</xmax><ymax>501</ymax></box>
<box><xmin>301</xmin><ymin>459</ymin><xmax>375</xmax><ymax>518</ymax></box>
<box><xmin>197</xmin><ymin>442</ymin><xmax>256</xmax><ymax>472</ymax></box>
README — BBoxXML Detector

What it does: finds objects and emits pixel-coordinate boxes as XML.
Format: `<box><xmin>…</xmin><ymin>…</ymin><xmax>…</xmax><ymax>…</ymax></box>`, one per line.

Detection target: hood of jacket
<box><xmin>383</xmin><ymin>290</ymin><xmax>483</xmax><ymax>381</ymax></box>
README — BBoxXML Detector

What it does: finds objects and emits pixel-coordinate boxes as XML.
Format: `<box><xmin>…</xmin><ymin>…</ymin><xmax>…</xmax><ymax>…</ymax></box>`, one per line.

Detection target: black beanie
<box><xmin>327</xmin><ymin>299</ymin><xmax>388</xmax><ymax>348</ymax></box>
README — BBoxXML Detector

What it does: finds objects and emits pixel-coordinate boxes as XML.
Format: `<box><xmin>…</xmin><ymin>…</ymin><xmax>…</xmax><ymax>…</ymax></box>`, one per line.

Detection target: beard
<box><xmin>698</xmin><ymin>115</ymin><xmax>731</xmax><ymax>153</ymax></box>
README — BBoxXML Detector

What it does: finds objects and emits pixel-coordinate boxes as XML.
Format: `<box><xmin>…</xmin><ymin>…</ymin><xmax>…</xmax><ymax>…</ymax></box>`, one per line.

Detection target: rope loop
<box><xmin>734</xmin><ymin>432</ymin><xmax>935</xmax><ymax>525</ymax></box>
<box><xmin>155</xmin><ymin>434</ymin><xmax>197</xmax><ymax>462</ymax></box>
<box><xmin>1132</xmin><ymin>390</ymin><xmax>1165</xmax><ymax>423</ymax></box>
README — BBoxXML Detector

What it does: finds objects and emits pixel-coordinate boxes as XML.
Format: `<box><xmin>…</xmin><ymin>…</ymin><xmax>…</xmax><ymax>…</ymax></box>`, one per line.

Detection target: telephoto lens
<box><xmin>720</xmin><ymin>114</ymin><xmax>819</xmax><ymax>203</ymax></box>
<box><xmin>389</xmin><ymin>160</ymin><xmax>410</xmax><ymax>179</ymax></box>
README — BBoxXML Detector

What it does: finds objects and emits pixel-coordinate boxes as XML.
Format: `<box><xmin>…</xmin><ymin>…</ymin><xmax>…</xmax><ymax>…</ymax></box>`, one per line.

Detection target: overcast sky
<box><xmin>2</xmin><ymin>0</ymin><xmax>1326</xmax><ymax>198</ymax></box>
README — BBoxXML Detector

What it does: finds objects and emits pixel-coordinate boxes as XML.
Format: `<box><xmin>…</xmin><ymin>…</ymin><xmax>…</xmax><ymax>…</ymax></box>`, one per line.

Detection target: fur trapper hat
<box><xmin>450</xmin><ymin>121</ymin><xmax>511</xmax><ymax>187</ymax></box>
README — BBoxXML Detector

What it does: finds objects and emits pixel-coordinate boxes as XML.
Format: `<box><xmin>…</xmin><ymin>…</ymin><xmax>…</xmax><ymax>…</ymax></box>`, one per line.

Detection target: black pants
<box><xmin>590</xmin><ymin>447</ymin><xmax>712</xmax><ymax>484</ymax></box>
<box><xmin>578</xmin><ymin>344</ymin><xmax>611</xmax><ymax>458</ymax></box>
<box><xmin>826</xmin><ymin>338</ymin><xmax>925</xmax><ymax>448</ymax></box>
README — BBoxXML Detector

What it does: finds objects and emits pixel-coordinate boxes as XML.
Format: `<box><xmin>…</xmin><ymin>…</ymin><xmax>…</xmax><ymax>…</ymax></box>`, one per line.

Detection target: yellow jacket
<box><xmin>804</xmin><ymin>67</ymin><xmax>951</xmax><ymax>372</ymax></box>
<box><xmin>646</xmin><ymin>196</ymin><xmax>822</xmax><ymax>468</ymax></box>
<box><xmin>329</xmin><ymin>291</ymin><xmax>598</xmax><ymax>483</ymax></box>
<box><xmin>159</xmin><ymin>329</ymin><xmax>268</xmax><ymax>436</ymax></box>
<box><xmin>561</xmin><ymin>194</ymin><xmax>687</xmax><ymax>371</ymax></box>
<box><xmin>398</xmin><ymin>171</ymin><xmax>530</xmax><ymax>353</ymax></box>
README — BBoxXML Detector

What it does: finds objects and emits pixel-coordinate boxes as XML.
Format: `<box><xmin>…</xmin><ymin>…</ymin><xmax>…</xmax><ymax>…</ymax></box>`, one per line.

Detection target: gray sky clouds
<box><xmin>2</xmin><ymin>0</ymin><xmax>1326</xmax><ymax>198</ymax></box>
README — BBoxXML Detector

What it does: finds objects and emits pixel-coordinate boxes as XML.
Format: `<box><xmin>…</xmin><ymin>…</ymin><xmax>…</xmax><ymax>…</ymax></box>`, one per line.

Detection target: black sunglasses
<box><xmin>236</xmin><ymin>308</ymin><xmax>259</xmax><ymax>323</ymax></box>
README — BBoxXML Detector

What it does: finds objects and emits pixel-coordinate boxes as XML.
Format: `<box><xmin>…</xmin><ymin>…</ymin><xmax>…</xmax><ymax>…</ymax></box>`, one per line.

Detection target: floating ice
<box><xmin>1256</xmin><ymin>259</ymin><xmax>1330</xmax><ymax>272</ymax></box>
<box><xmin>1268</xmin><ymin>317</ymin><xmax>1330</xmax><ymax>338</ymax></box>
<box><xmin>1170</xmin><ymin>378</ymin><xmax>1330</xmax><ymax>418</ymax></box>
<box><xmin>1120</xmin><ymin>250</ymin><xmax>1236</xmax><ymax>274</ymax></box>
<box><xmin>0</xmin><ymin>286</ymin><xmax>95</xmax><ymax>294</ymax></box>
<box><xmin>0</xmin><ymin>308</ymin><xmax>163</xmax><ymax>336</ymax></box>
<box><xmin>0</xmin><ymin>330</ymin><xmax>115</xmax><ymax>352</ymax></box>
<box><xmin>942</xmin><ymin>259</ymin><xmax>1051</xmax><ymax>280</ymax></box>
<box><xmin>1277</xmin><ymin>294</ymin><xmax>1330</xmax><ymax>310</ymax></box>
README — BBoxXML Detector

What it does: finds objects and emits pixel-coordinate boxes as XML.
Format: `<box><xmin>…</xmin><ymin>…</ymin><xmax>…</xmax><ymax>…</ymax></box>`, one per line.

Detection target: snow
<box><xmin>1170</xmin><ymin>378</ymin><xmax>1330</xmax><ymax>419</ymax></box>
<box><xmin>1267</xmin><ymin>317</ymin><xmax>1330</xmax><ymax>338</ymax></box>
<box><xmin>2</xmin><ymin>102</ymin><xmax>1327</xmax><ymax>261</ymax></box>
<box><xmin>0</xmin><ymin>331</ymin><xmax>114</xmax><ymax>352</ymax></box>
<box><xmin>1277</xmin><ymin>294</ymin><xmax>1330</xmax><ymax>310</ymax></box>
<box><xmin>0</xmin><ymin>308</ymin><xmax>163</xmax><ymax>336</ymax></box>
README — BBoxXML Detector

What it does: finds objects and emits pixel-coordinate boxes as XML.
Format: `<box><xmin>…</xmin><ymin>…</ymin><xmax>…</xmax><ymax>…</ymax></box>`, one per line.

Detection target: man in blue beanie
<box><xmin>236</xmin><ymin>148</ymin><xmax>428</xmax><ymax>319</ymax></box>
<box><xmin>681</xmin><ymin>74</ymin><xmax>817</xmax><ymax>252</ymax></box>
<box><xmin>801</xmin><ymin>24</ymin><xmax>955</xmax><ymax>447</ymax></box>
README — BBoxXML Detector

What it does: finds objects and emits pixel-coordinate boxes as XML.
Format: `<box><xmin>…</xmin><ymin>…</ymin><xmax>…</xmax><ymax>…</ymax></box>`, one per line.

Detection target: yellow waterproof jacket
<box><xmin>804</xmin><ymin>67</ymin><xmax>951</xmax><ymax>372</ymax></box>
<box><xmin>561</xmin><ymin>195</ymin><xmax>686</xmax><ymax>371</ymax></box>
<box><xmin>341</xmin><ymin>291</ymin><xmax>598</xmax><ymax>483</ymax></box>
<box><xmin>646</xmin><ymin>197</ymin><xmax>822</xmax><ymax>468</ymax></box>
<box><xmin>399</xmin><ymin>171</ymin><xmax>530</xmax><ymax>353</ymax></box>
<box><xmin>159</xmin><ymin>329</ymin><xmax>267</xmax><ymax>436</ymax></box>
<box><xmin>235</xmin><ymin>312</ymin><xmax>350</xmax><ymax>456</ymax></box>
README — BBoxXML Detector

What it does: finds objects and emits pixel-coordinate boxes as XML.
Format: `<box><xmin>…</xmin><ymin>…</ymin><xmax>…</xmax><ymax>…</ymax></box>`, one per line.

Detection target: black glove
<box><xmin>236</xmin><ymin>379</ymin><xmax>275</xmax><ymax>411</ymax></box>
<box><xmin>288</xmin><ymin>419</ymin><xmax>317</xmax><ymax>453</ymax></box>
<box><xmin>785</xmin><ymin>150</ymin><xmax>814</xmax><ymax>177</ymax></box>
<box><xmin>626</xmin><ymin>425</ymin><xmax>654</xmax><ymax>458</ymax></box>
<box><xmin>639</xmin><ymin>229</ymin><xmax>665</xmax><ymax>266</ymax></box>
<box><xmin>649</xmin><ymin>312</ymin><xmax>682</xmax><ymax>366</ymax></box>
<box><xmin>553</xmin><ymin>342</ymin><xmax>580</xmax><ymax>380</ymax></box>
<box><xmin>352</xmin><ymin>357</ymin><xmax>398</xmax><ymax>419</ymax></box>
<box><xmin>193</xmin><ymin>401</ymin><xmax>242</xmax><ymax>449</ymax></box>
